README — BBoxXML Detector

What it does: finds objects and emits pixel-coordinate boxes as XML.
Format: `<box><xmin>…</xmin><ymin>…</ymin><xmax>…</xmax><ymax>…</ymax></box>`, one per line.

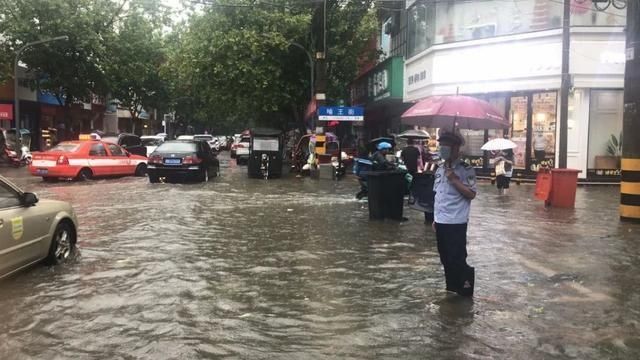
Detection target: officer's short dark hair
<box><xmin>437</xmin><ymin>131</ymin><xmax>465</xmax><ymax>146</ymax></box>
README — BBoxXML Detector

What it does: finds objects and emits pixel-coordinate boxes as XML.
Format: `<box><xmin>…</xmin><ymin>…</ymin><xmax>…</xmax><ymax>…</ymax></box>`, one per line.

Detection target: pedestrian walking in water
<box><xmin>494</xmin><ymin>149</ymin><xmax>514</xmax><ymax>195</ymax></box>
<box><xmin>433</xmin><ymin>131</ymin><xmax>477</xmax><ymax>297</ymax></box>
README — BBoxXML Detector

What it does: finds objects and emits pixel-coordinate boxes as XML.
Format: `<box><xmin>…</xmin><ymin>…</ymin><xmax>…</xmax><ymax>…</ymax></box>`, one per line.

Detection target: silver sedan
<box><xmin>0</xmin><ymin>175</ymin><xmax>78</xmax><ymax>280</ymax></box>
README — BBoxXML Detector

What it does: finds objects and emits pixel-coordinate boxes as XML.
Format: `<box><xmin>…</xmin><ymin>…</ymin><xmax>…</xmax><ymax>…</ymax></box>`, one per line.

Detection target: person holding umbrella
<box><xmin>494</xmin><ymin>149</ymin><xmax>514</xmax><ymax>195</ymax></box>
<box><xmin>433</xmin><ymin>130</ymin><xmax>477</xmax><ymax>297</ymax></box>
<box><xmin>481</xmin><ymin>137</ymin><xmax>518</xmax><ymax>196</ymax></box>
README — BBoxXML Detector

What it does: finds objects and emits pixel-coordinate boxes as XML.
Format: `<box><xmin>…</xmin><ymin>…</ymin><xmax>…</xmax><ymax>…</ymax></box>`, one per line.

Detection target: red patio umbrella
<box><xmin>401</xmin><ymin>95</ymin><xmax>509</xmax><ymax>130</ymax></box>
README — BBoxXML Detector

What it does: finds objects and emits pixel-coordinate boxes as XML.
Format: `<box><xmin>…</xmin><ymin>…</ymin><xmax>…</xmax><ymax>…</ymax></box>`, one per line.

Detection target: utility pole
<box><xmin>558</xmin><ymin>0</ymin><xmax>571</xmax><ymax>169</ymax></box>
<box><xmin>312</xmin><ymin>0</ymin><xmax>328</xmax><ymax>131</ymax></box>
<box><xmin>621</xmin><ymin>0</ymin><xmax>640</xmax><ymax>222</ymax></box>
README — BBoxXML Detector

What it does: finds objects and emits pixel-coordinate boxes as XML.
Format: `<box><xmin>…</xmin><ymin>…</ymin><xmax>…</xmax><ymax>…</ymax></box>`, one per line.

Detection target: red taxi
<box><xmin>29</xmin><ymin>139</ymin><xmax>148</xmax><ymax>181</ymax></box>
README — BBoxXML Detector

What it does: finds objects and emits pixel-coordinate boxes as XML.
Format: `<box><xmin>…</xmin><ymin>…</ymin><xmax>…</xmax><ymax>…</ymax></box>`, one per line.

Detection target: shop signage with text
<box><xmin>0</xmin><ymin>104</ymin><xmax>13</xmax><ymax>120</ymax></box>
<box><xmin>317</xmin><ymin>106</ymin><xmax>364</xmax><ymax>122</ymax></box>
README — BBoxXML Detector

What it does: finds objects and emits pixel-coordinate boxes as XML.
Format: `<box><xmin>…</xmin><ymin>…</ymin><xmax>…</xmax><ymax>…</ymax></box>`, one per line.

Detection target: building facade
<box><xmin>404</xmin><ymin>0</ymin><xmax>626</xmax><ymax>180</ymax></box>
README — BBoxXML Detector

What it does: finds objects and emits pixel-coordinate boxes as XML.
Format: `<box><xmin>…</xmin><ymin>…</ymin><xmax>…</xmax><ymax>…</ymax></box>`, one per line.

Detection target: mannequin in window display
<box><xmin>533</xmin><ymin>131</ymin><xmax>547</xmax><ymax>163</ymax></box>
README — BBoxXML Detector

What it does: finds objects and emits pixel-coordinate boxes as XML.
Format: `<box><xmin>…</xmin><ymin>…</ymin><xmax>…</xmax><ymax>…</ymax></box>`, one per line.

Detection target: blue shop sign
<box><xmin>317</xmin><ymin>106</ymin><xmax>364</xmax><ymax>122</ymax></box>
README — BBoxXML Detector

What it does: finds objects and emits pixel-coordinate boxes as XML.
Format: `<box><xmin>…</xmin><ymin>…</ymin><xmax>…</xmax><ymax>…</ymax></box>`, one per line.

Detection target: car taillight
<box><xmin>149</xmin><ymin>155</ymin><xmax>162</xmax><ymax>164</ymax></box>
<box><xmin>183</xmin><ymin>155</ymin><xmax>202</xmax><ymax>164</ymax></box>
<box><xmin>57</xmin><ymin>156</ymin><xmax>69</xmax><ymax>165</ymax></box>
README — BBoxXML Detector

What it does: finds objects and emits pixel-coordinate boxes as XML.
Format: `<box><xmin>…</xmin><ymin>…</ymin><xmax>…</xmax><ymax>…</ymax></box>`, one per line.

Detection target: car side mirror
<box><xmin>22</xmin><ymin>192</ymin><xmax>39</xmax><ymax>206</ymax></box>
<box><xmin>126</xmin><ymin>151</ymin><xmax>131</xmax><ymax>157</ymax></box>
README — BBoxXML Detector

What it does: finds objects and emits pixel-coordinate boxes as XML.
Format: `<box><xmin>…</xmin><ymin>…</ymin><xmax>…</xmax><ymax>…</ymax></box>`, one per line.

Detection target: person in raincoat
<box><xmin>432</xmin><ymin>130</ymin><xmax>476</xmax><ymax>297</ymax></box>
<box><xmin>371</xmin><ymin>141</ymin><xmax>396</xmax><ymax>171</ymax></box>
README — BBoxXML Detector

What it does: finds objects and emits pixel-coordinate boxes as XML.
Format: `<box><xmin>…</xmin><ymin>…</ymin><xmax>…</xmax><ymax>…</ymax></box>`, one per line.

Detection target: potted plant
<box><xmin>595</xmin><ymin>132</ymin><xmax>622</xmax><ymax>169</ymax></box>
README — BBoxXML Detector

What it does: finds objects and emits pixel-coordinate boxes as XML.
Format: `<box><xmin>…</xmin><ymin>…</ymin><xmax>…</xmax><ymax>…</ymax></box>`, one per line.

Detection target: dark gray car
<box><xmin>146</xmin><ymin>140</ymin><xmax>220</xmax><ymax>183</ymax></box>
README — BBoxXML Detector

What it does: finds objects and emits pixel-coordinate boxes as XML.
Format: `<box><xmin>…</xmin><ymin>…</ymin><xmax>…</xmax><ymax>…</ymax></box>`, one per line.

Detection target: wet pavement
<box><xmin>1</xmin><ymin>155</ymin><xmax>639</xmax><ymax>359</ymax></box>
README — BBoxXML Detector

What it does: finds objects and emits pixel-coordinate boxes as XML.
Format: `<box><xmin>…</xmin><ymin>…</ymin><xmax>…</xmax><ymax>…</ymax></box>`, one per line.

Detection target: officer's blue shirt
<box><xmin>433</xmin><ymin>159</ymin><xmax>477</xmax><ymax>224</ymax></box>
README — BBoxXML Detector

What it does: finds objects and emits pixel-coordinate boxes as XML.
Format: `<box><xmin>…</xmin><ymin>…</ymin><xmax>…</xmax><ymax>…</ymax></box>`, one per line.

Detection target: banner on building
<box><xmin>0</xmin><ymin>104</ymin><xmax>13</xmax><ymax>120</ymax></box>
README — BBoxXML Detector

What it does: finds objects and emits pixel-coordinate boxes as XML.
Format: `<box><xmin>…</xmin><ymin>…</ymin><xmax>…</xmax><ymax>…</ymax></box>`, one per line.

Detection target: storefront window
<box><xmin>571</xmin><ymin>1</ymin><xmax>626</xmax><ymax>26</ymax></box>
<box><xmin>433</xmin><ymin>0</ymin><xmax>562</xmax><ymax>44</ymax></box>
<box><xmin>531</xmin><ymin>92</ymin><xmax>557</xmax><ymax>170</ymax></box>
<box><xmin>407</xmin><ymin>2</ymin><xmax>435</xmax><ymax>57</ymax></box>
<box><xmin>407</xmin><ymin>0</ymin><xmax>563</xmax><ymax>58</ymax></box>
<box><xmin>380</xmin><ymin>17</ymin><xmax>392</xmax><ymax>58</ymax></box>
<box><xmin>510</xmin><ymin>96</ymin><xmax>528</xmax><ymax>169</ymax></box>
<box><xmin>588</xmin><ymin>90</ymin><xmax>623</xmax><ymax>174</ymax></box>
<box><xmin>459</xmin><ymin>95</ymin><xmax>507</xmax><ymax>168</ymax></box>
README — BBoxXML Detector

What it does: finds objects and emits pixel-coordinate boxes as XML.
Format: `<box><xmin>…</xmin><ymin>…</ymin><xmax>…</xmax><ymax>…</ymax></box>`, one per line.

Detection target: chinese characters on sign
<box><xmin>0</xmin><ymin>104</ymin><xmax>13</xmax><ymax>120</ymax></box>
<box><xmin>318</xmin><ymin>106</ymin><xmax>364</xmax><ymax>122</ymax></box>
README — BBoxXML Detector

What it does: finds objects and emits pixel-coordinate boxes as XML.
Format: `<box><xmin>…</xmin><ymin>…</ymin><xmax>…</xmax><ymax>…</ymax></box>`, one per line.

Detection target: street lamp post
<box><xmin>289</xmin><ymin>42</ymin><xmax>314</xmax><ymax>104</ymax></box>
<box><xmin>13</xmin><ymin>36</ymin><xmax>68</xmax><ymax>128</ymax></box>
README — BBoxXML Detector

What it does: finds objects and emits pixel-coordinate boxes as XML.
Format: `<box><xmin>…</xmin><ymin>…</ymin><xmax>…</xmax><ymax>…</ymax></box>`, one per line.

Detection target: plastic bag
<box><xmin>495</xmin><ymin>161</ymin><xmax>506</xmax><ymax>176</ymax></box>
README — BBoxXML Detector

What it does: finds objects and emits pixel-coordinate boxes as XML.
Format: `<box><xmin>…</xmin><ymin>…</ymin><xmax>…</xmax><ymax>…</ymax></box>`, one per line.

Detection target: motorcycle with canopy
<box><xmin>248</xmin><ymin>128</ymin><xmax>284</xmax><ymax>179</ymax></box>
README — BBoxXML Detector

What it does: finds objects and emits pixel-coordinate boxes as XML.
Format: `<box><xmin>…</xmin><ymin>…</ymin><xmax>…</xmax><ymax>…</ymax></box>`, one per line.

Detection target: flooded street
<box><xmin>1</xmin><ymin>155</ymin><xmax>640</xmax><ymax>359</ymax></box>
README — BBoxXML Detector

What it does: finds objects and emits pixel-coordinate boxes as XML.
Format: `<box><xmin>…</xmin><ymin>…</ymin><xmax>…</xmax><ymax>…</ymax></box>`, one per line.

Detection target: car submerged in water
<box><xmin>0</xmin><ymin>175</ymin><xmax>78</xmax><ymax>280</ymax></box>
<box><xmin>147</xmin><ymin>140</ymin><xmax>220</xmax><ymax>183</ymax></box>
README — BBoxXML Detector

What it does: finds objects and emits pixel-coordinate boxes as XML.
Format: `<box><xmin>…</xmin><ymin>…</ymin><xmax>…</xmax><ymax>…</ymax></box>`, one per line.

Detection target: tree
<box><xmin>104</xmin><ymin>0</ymin><xmax>170</xmax><ymax>124</ymax></box>
<box><xmin>163</xmin><ymin>0</ymin><xmax>378</xmax><ymax>132</ymax></box>
<box><xmin>0</xmin><ymin>0</ymin><xmax>123</xmax><ymax>111</ymax></box>
<box><xmin>325</xmin><ymin>0</ymin><xmax>379</xmax><ymax>102</ymax></box>
<box><xmin>163</xmin><ymin>1</ymin><xmax>312</xmax><ymax>132</ymax></box>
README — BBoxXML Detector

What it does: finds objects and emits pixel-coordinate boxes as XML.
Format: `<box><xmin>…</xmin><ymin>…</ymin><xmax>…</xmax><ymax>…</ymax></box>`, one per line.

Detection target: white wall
<box><xmin>587</xmin><ymin>90</ymin><xmax>624</xmax><ymax>168</ymax></box>
<box><xmin>405</xmin><ymin>28</ymin><xmax>625</xmax><ymax>102</ymax></box>
<box><xmin>404</xmin><ymin>30</ymin><xmax>564</xmax><ymax>101</ymax></box>
<box><xmin>566</xmin><ymin>89</ymin><xmax>590</xmax><ymax>178</ymax></box>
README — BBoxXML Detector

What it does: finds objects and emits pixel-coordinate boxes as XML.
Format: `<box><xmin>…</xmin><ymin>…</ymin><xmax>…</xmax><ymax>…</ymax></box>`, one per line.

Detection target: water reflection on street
<box><xmin>1</xmin><ymin>156</ymin><xmax>639</xmax><ymax>359</ymax></box>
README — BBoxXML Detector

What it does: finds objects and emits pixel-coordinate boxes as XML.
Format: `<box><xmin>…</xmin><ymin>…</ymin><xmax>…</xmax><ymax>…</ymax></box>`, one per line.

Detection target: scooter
<box><xmin>331</xmin><ymin>156</ymin><xmax>346</xmax><ymax>180</ymax></box>
<box><xmin>353</xmin><ymin>157</ymin><xmax>373</xmax><ymax>199</ymax></box>
<box><xmin>2</xmin><ymin>146</ymin><xmax>22</xmax><ymax>167</ymax></box>
<box><xmin>20</xmin><ymin>144</ymin><xmax>32</xmax><ymax>165</ymax></box>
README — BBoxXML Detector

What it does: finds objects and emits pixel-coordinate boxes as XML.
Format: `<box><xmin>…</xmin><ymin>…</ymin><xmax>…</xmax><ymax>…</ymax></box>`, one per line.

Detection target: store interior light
<box><xmin>535</xmin><ymin>113</ymin><xmax>547</xmax><ymax>122</ymax></box>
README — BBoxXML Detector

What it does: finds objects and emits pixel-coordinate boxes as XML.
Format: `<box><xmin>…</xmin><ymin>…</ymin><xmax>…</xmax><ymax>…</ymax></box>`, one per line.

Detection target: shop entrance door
<box><xmin>530</xmin><ymin>92</ymin><xmax>557</xmax><ymax>171</ymax></box>
<box><xmin>509</xmin><ymin>96</ymin><xmax>529</xmax><ymax>170</ymax></box>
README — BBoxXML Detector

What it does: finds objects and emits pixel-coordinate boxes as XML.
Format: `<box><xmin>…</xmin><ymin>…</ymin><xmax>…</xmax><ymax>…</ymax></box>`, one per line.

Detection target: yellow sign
<box><xmin>11</xmin><ymin>217</ymin><xmax>23</xmax><ymax>240</ymax></box>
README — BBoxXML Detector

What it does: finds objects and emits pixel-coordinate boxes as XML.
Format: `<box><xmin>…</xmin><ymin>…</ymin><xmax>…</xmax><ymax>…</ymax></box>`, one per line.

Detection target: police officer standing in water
<box><xmin>432</xmin><ymin>130</ymin><xmax>477</xmax><ymax>297</ymax></box>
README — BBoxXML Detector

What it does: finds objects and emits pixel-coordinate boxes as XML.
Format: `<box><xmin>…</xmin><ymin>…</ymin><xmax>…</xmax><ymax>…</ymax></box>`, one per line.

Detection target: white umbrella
<box><xmin>481</xmin><ymin>138</ymin><xmax>517</xmax><ymax>151</ymax></box>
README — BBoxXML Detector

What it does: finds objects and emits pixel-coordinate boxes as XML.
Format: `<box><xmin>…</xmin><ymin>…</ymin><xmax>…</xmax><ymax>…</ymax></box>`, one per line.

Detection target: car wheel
<box><xmin>199</xmin><ymin>167</ymin><xmax>209</xmax><ymax>182</ymax></box>
<box><xmin>45</xmin><ymin>221</ymin><xmax>76</xmax><ymax>265</ymax></box>
<box><xmin>77</xmin><ymin>168</ymin><xmax>93</xmax><ymax>181</ymax></box>
<box><xmin>149</xmin><ymin>174</ymin><xmax>160</xmax><ymax>183</ymax></box>
<box><xmin>135</xmin><ymin>163</ymin><xmax>147</xmax><ymax>177</ymax></box>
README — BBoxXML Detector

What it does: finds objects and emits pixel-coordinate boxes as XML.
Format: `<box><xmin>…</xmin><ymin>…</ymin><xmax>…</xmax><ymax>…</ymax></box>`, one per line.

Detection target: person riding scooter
<box><xmin>371</xmin><ymin>141</ymin><xmax>396</xmax><ymax>171</ymax></box>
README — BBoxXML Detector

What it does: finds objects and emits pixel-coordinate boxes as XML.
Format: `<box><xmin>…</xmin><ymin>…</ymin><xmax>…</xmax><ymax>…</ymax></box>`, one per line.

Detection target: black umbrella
<box><xmin>398</xmin><ymin>129</ymin><xmax>430</xmax><ymax>139</ymax></box>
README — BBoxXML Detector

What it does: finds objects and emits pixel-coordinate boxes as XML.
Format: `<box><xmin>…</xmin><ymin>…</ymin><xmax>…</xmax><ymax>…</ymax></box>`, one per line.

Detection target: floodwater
<box><xmin>1</xmin><ymin>155</ymin><xmax>639</xmax><ymax>359</ymax></box>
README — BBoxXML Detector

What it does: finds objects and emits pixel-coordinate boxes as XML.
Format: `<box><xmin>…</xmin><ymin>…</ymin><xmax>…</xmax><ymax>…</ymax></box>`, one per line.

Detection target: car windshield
<box><xmin>142</xmin><ymin>138</ymin><xmax>162</xmax><ymax>146</ymax></box>
<box><xmin>194</xmin><ymin>135</ymin><xmax>213</xmax><ymax>141</ymax></box>
<box><xmin>49</xmin><ymin>143</ymin><xmax>81</xmax><ymax>152</ymax></box>
<box><xmin>156</xmin><ymin>142</ymin><xmax>197</xmax><ymax>152</ymax></box>
<box><xmin>240</xmin><ymin>137</ymin><xmax>250</xmax><ymax>143</ymax></box>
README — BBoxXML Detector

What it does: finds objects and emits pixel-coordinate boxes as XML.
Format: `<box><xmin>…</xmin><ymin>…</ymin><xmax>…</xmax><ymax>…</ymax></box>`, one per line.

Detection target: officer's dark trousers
<box><xmin>435</xmin><ymin>222</ymin><xmax>475</xmax><ymax>297</ymax></box>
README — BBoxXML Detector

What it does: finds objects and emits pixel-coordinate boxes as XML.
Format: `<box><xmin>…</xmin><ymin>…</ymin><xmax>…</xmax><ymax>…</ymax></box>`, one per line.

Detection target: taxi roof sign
<box><xmin>79</xmin><ymin>133</ymin><xmax>101</xmax><ymax>141</ymax></box>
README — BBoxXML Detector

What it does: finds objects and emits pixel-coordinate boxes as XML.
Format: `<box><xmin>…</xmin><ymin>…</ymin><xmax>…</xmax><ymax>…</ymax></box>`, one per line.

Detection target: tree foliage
<box><xmin>1</xmin><ymin>0</ymin><xmax>381</xmax><ymax>132</ymax></box>
<box><xmin>0</xmin><ymin>0</ymin><xmax>122</xmax><ymax>106</ymax></box>
<box><xmin>104</xmin><ymin>0</ymin><xmax>170</xmax><ymax>121</ymax></box>
<box><xmin>164</xmin><ymin>0</ymin><xmax>379</xmax><ymax>132</ymax></box>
